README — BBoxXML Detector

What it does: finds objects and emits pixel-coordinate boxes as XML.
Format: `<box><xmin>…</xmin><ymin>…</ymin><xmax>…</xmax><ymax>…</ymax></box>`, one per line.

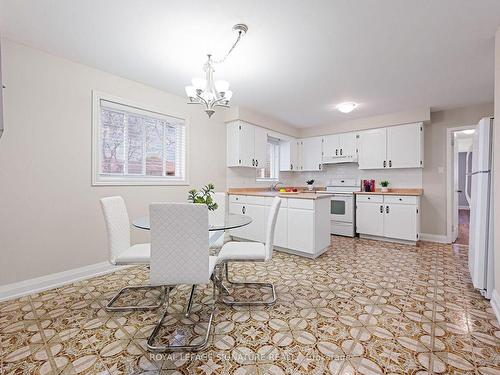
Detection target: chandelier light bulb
<box><xmin>215</xmin><ymin>80</ymin><xmax>230</xmax><ymax>93</ymax></box>
<box><xmin>185</xmin><ymin>86</ymin><xmax>196</xmax><ymax>98</ymax></box>
<box><xmin>191</xmin><ymin>78</ymin><xmax>207</xmax><ymax>90</ymax></box>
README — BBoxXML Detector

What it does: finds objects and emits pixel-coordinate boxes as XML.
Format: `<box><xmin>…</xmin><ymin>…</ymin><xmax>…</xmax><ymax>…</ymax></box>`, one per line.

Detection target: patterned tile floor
<box><xmin>1</xmin><ymin>237</ymin><xmax>499</xmax><ymax>374</ymax></box>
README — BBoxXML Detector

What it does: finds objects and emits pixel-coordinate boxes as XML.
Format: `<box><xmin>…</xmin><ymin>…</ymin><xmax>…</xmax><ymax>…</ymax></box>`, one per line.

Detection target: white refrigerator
<box><xmin>469</xmin><ymin>117</ymin><xmax>494</xmax><ymax>298</ymax></box>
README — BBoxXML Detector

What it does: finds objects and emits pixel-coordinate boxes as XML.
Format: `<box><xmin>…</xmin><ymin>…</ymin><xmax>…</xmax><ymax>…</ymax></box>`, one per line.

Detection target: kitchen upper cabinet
<box><xmin>279</xmin><ymin>140</ymin><xmax>299</xmax><ymax>171</ymax></box>
<box><xmin>322</xmin><ymin>134</ymin><xmax>340</xmax><ymax>160</ymax></box>
<box><xmin>358</xmin><ymin>123</ymin><xmax>423</xmax><ymax>170</ymax></box>
<box><xmin>386</xmin><ymin>123</ymin><xmax>423</xmax><ymax>169</ymax></box>
<box><xmin>358</xmin><ymin>128</ymin><xmax>387</xmax><ymax>170</ymax></box>
<box><xmin>299</xmin><ymin>137</ymin><xmax>323</xmax><ymax>171</ymax></box>
<box><xmin>254</xmin><ymin>126</ymin><xmax>268</xmax><ymax>169</ymax></box>
<box><xmin>322</xmin><ymin>133</ymin><xmax>357</xmax><ymax>163</ymax></box>
<box><xmin>356</xmin><ymin>201</ymin><xmax>384</xmax><ymax>237</ymax></box>
<box><xmin>227</xmin><ymin>121</ymin><xmax>268</xmax><ymax>168</ymax></box>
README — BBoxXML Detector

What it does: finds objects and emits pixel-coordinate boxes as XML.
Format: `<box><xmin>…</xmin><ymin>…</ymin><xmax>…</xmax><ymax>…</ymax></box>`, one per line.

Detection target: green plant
<box><xmin>188</xmin><ymin>183</ymin><xmax>218</xmax><ymax>211</ymax></box>
<box><xmin>306</xmin><ymin>179</ymin><xmax>315</xmax><ymax>185</ymax></box>
<box><xmin>380</xmin><ymin>180</ymin><xmax>390</xmax><ymax>188</ymax></box>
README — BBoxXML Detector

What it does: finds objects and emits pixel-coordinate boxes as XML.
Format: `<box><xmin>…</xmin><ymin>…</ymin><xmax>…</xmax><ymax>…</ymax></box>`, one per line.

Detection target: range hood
<box><xmin>322</xmin><ymin>154</ymin><xmax>358</xmax><ymax>164</ymax></box>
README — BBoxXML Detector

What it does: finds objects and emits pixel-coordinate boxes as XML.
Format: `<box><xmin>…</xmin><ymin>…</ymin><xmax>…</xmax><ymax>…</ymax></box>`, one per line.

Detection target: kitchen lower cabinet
<box><xmin>383</xmin><ymin>203</ymin><xmax>417</xmax><ymax>241</ymax></box>
<box><xmin>266</xmin><ymin>206</ymin><xmax>288</xmax><ymax>248</ymax></box>
<box><xmin>356</xmin><ymin>194</ymin><xmax>420</xmax><ymax>244</ymax></box>
<box><xmin>287</xmin><ymin>208</ymin><xmax>314</xmax><ymax>254</ymax></box>
<box><xmin>356</xmin><ymin>201</ymin><xmax>384</xmax><ymax>237</ymax></box>
<box><xmin>228</xmin><ymin>195</ymin><xmax>331</xmax><ymax>258</ymax></box>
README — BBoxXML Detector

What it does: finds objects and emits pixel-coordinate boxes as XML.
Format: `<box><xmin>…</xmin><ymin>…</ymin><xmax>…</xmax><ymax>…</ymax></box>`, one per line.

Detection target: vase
<box><xmin>307</xmin><ymin>185</ymin><xmax>313</xmax><ymax>191</ymax></box>
<box><xmin>381</xmin><ymin>187</ymin><xmax>389</xmax><ymax>193</ymax></box>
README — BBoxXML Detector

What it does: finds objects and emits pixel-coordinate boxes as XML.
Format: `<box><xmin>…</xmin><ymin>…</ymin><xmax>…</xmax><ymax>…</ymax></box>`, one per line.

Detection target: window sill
<box><xmin>256</xmin><ymin>178</ymin><xmax>279</xmax><ymax>183</ymax></box>
<box><xmin>92</xmin><ymin>176</ymin><xmax>189</xmax><ymax>186</ymax></box>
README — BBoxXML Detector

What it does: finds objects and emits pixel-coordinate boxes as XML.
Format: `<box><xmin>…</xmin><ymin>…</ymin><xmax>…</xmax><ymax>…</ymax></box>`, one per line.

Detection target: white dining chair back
<box><xmin>100</xmin><ymin>196</ymin><xmax>131</xmax><ymax>265</ymax></box>
<box><xmin>208</xmin><ymin>192</ymin><xmax>226</xmax><ymax>226</ymax></box>
<box><xmin>149</xmin><ymin>203</ymin><xmax>209</xmax><ymax>286</ymax></box>
<box><xmin>264</xmin><ymin>197</ymin><xmax>282</xmax><ymax>261</ymax></box>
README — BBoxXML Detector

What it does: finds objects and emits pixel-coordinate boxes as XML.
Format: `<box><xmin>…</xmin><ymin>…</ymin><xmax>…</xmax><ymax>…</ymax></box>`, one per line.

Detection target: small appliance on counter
<box><xmin>316</xmin><ymin>178</ymin><xmax>360</xmax><ymax>237</ymax></box>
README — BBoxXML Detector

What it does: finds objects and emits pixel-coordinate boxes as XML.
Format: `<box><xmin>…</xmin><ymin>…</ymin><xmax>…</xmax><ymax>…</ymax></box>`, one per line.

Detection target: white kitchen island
<box><xmin>228</xmin><ymin>191</ymin><xmax>332</xmax><ymax>258</ymax></box>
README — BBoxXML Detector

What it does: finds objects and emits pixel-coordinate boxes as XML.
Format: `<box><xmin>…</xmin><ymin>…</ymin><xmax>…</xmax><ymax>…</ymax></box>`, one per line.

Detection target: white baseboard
<box><xmin>491</xmin><ymin>289</ymin><xmax>500</xmax><ymax>324</ymax></box>
<box><xmin>419</xmin><ymin>233</ymin><xmax>449</xmax><ymax>244</ymax></box>
<box><xmin>0</xmin><ymin>261</ymin><xmax>126</xmax><ymax>302</ymax></box>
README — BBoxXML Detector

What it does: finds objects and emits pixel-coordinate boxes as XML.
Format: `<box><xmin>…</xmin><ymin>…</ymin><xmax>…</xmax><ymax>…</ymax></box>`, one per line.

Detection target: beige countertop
<box><xmin>227</xmin><ymin>188</ymin><xmax>333</xmax><ymax>200</ymax></box>
<box><xmin>355</xmin><ymin>188</ymin><xmax>423</xmax><ymax>196</ymax></box>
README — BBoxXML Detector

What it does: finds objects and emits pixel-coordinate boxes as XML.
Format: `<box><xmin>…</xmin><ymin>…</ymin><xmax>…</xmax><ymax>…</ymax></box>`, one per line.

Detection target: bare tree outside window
<box><xmin>97</xmin><ymin>99</ymin><xmax>186</xmax><ymax>184</ymax></box>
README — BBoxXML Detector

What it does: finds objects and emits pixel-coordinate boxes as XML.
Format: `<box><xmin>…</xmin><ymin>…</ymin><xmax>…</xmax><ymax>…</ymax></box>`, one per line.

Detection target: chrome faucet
<box><xmin>271</xmin><ymin>181</ymin><xmax>284</xmax><ymax>191</ymax></box>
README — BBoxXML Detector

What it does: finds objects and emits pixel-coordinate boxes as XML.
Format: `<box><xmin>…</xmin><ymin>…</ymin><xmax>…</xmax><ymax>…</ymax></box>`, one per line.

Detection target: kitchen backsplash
<box><xmin>227</xmin><ymin>163</ymin><xmax>422</xmax><ymax>189</ymax></box>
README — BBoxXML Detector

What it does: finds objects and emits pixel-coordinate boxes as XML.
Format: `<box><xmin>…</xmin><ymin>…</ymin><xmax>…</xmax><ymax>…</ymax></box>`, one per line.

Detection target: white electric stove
<box><xmin>317</xmin><ymin>178</ymin><xmax>361</xmax><ymax>237</ymax></box>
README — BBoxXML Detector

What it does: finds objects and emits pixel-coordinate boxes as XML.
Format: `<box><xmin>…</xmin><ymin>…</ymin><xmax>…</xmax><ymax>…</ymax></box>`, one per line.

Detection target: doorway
<box><xmin>447</xmin><ymin>126</ymin><xmax>475</xmax><ymax>244</ymax></box>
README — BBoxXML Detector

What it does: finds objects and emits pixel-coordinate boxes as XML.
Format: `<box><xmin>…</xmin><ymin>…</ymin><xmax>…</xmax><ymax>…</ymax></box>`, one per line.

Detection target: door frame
<box><xmin>446</xmin><ymin>125</ymin><xmax>475</xmax><ymax>243</ymax></box>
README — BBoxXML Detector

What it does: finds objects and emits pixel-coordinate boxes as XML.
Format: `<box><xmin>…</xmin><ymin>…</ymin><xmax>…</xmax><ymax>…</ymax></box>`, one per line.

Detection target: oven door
<box><xmin>330</xmin><ymin>195</ymin><xmax>353</xmax><ymax>223</ymax></box>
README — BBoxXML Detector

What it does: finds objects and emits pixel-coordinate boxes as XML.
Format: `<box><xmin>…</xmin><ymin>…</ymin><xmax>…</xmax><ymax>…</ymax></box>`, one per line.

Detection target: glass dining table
<box><xmin>132</xmin><ymin>213</ymin><xmax>252</xmax><ymax>247</ymax></box>
<box><xmin>132</xmin><ymin>213</ymin><xmax>252</xmax><ymax>315</ymax></box>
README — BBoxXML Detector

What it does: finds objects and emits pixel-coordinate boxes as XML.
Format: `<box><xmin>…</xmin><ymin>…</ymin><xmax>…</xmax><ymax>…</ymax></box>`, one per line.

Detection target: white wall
<box><xmin>0</xmin><ymin>39</ymin><xmax>227</xmax><ymax>285</ymax></box>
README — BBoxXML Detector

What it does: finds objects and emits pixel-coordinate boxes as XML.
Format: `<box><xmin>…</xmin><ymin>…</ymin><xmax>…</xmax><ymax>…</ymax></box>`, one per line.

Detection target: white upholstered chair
<box><xmin>146</xmin><ymin>203</ymin><xmax>218</xmax><ymax>352</ymax></box>
<box><xmin>217</xmin><ymin>196</ymin><xmax>281</xmax><ymax>305</ymax></box>
<box><xmin>100</xmin><ymin>196</ymin><xmax>162</xmax><ymax>311</ymax></box>
<box><xmin>208</xmin><ymin>192</ymin><xmax>227</xmax><ymax>250</ymax></box>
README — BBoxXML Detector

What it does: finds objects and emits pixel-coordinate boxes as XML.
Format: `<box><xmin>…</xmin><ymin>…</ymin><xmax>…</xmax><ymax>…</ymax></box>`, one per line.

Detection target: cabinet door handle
<box><xmin>256</xmin><ymin>159</ymin><xmax>259</xmax><ymax>167</ymax></box>
<box><xmin>380</xmin><ymin>205</ymin><xmax>383</xmax><ymax>213</ymax></box>
<box><xmin>386</xmin><ymin>205</ymin><xmax>389</xmax><ymax>213</ymax></box>
<box><xmin>252</xmin><ymin>159</ymin><xmax>255</xmax><ymax>166</ymax></box>
<box><xmin>319</xmin><ymin>164</ymin><xmax>322</xmax><ymax>170</ymax></box>
<box><xmin>340</xmin><ymin>148</ymin><xmax>343</xmax><ymax>155</ymax></box>
<box><xmin>242</xmin><ymin>206</ymin><xmax>246</xmax><ymax>214</ymax></box>
<box><xmin>389</xmin><ymin>160</ymin><xmax>392</xmax><ymax>168</ymax></box>
<box><xmin>290</xmin><ymin>163</ymin><xmax>293</xmax><ymax>170</ymax></box>
<box><xmin>383</xmin><ymin>160</ymin><xmax>387</xmax><ymax>168</ymax></box>
<box><xmin>335</xmin><ymin>149</ymin><xmax>338</xmax><ymax>156</ymax></box>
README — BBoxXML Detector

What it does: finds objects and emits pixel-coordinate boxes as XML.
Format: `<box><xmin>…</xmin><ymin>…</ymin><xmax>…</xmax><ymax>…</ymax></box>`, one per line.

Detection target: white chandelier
<box><xmin>185</xmin><ymin>24</ymin><xmax>248</xmax><ymax>118</ymax></box>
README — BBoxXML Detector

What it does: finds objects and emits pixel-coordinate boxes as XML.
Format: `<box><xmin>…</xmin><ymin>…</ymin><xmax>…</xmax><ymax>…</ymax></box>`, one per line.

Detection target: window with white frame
<box><xmin>92</xmin><ymin>93</ymin><xmax>187</xmax><ymax>185</ymax></box>
<box><xmin>256</xmin><ymin>137</ymin><xmax>280</xmax><ymax>181</ymax></box>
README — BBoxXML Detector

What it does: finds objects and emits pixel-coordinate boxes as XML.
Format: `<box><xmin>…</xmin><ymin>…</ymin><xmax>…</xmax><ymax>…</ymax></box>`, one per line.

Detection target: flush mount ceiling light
<box><xmin>462</xmin><ymin>129</ymin><xmax>475</xmax><ymax>135</ymax></box>
<box><xmin>336</xmin><ymin>102</ymin><xmax>359</xmax><ymax>114</ymax></box>
<box><xmin>185</xmin><ymin>23</ymin><xmax>248</xmax><ymax>118</ymax></box>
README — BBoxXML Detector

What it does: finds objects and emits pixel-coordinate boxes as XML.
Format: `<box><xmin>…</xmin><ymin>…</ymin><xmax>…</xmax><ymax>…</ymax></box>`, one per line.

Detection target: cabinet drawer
<box><xmin>245</xmin><ymin>196</ymin><xmax>270</xmax><ymax>206</ymax></box>
<box><xmin>288</xmin><ymin>198</ymin><xmax>314</xmax><ymax>210</ymax></box>
<box><xmin>384</xmin><ymin>196</ymin><xmax>418</xmax><ymax>205</ymax></box>
<box><xmin>356</xmin><ymin>195</ymin><xmax>383</xmax><ymax>203</ymax></box>
<box><xmin>229</xmin><ymin>195</ymin><xmax>247</xmax><ymax>204</ymax></box>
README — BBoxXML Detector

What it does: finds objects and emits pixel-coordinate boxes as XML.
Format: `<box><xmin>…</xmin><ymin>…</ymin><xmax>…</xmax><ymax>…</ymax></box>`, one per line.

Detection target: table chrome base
<box><xmin>105</xmin><ymin>285</ymin><xmax>166</xmax><ymax>312</ymax></box>
<box><xmin>147</xmin><ymin>279</ymin><xmax>217</xmax><ymax>353</ymax></box>
<box><xmin>219</xmin><ymin>261</ymin><xmax>277</xmax><ymax>306</ymax></box>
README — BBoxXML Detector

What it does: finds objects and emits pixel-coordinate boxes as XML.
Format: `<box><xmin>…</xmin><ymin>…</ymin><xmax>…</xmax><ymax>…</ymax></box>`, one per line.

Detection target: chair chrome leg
<box><xmin>184</xmin><ymin>285</ymin><xmax>196</xmax><ymax>317</ymax></box>
<box><xmin>147</xmin><ymin>281</ymin><xmax>216</xmax><ymax>352</ymax></box>
<box><xmin>105</xmin><ymin>285</ymin><xmax>166</xmax><ymax>312</ymax></box>
<box><xmin>221</xmin><ymin>261</ymin><xmax>277</xmax><ymax>306</ymax></box>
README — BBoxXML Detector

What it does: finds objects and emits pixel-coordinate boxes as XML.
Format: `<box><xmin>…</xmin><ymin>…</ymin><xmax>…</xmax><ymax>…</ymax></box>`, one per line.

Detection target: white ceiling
<box><xmin>1</xmin><ymin>0</ymin><xmax>500</xmax><ymax>128</ymax></box>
